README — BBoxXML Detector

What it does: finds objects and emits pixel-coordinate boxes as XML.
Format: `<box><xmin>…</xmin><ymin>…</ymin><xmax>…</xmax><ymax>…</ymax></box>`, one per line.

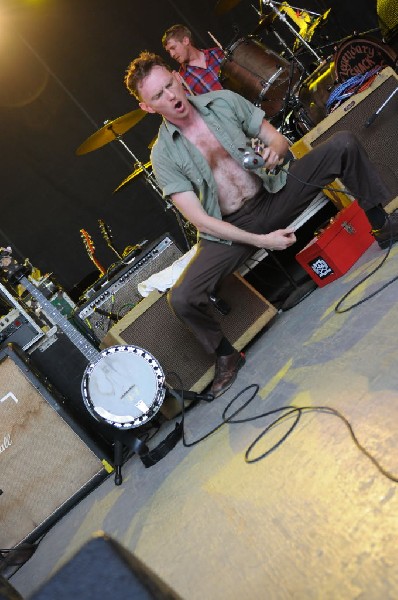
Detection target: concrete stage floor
<box><xmin>8</xmin><ymin>239</ymin><xmax>398</xmax><ymax>599</ymax></box>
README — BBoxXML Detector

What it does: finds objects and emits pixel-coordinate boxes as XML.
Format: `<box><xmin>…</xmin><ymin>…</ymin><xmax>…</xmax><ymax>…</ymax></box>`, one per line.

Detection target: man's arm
<box><xmin>172</xmin><ymin>190</ymin><xmax>296</xmax><ymax>251</ymax></box>
<box><xmin>257</xmin><ymin>120</ymin><xmax>290</xmax><ymax>171</ymax></box>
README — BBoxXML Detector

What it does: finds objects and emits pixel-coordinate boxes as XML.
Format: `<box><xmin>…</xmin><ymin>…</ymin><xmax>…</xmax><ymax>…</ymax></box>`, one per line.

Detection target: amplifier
<box><xmin>292</xmin><ymin>66</ymin><xmax>398</xmax><ymax>212</ymax></box>
<box><xmin>0</xmin><ymin>344</ymin><xmax>108</xmax><ymax>549</ymax></box>
<box><xmin>76</xmin><ymin>235</ymin><xmax>183</xmax><ymax>342</ymax></box>
<box><xmin>101</xmin><ymin>273</ymin><xmax>277</xmax><ymax>397</ymax></box>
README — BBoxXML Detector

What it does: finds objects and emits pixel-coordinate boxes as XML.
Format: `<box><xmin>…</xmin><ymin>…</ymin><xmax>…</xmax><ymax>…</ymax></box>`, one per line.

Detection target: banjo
<box><xmin>0</xmin><ymin>248</ymin><xmax>166</xmax><ymax>430</ymax></box>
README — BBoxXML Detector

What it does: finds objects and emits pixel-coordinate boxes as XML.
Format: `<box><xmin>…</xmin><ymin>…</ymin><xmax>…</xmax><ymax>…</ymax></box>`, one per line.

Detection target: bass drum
<box><xmin>297</xmin><ymin>59</ymin><xmax>338</xmax><ymax>130</ymax></box>
<box><xmin>334</xmin><ymin>36</ymin><xmax>397</xmax><ymax>82</ymax></box>
<box><xmin>219</xmin><ymin>37</ymin><xmax>299</xmax><ymax>120</ymax></box>
<box><xmin>297</xmin><ymin>36</ymin><xmax>397</xmax><ymax>128</ymax></box>
<box><xmin>81</xmin><ymin>345</ymin><xmax>166</xmax><ymax>429</ymax></box>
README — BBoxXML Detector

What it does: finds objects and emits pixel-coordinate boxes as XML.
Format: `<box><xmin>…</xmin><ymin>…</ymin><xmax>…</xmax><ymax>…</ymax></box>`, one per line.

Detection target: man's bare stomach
<box><xmin>179</xmin><ymin>118</ymin><xmax>262</xmax><ymax>215</ymax></box>
<box><xmin>215</xmin><ymin>156</ymin><xmax>262</xmax><ymax>216</ymax></box>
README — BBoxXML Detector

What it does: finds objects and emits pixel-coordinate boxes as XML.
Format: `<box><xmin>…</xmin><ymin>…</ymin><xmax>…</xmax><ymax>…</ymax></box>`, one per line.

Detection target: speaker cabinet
<box><xmin>0</xmin><ymin>345</ymin><xmax>108</xmax><ymax>550</ymax></box>
<box><xmin>101</xmin><ymin>273</ymin><xmax>277</xmax><ymax>395</ymax></box>
<box><xmin>292</xmin><ymin>67</ymin><xmax>398</xmax><ymax>213</ymax></box>
<box><xmin>28</xmin><ymin>330</ymin><xmax>117</xmax><ymax>461</ymax></box>
<box><xmin>30</xmin><ymin>533</ymin><xmax>181</xmax><ymax>599</ymax></box>
<box><xmin>76</xmin><ymin>235</ymin><xmax>183</xmax><ymax>343</ymax></box>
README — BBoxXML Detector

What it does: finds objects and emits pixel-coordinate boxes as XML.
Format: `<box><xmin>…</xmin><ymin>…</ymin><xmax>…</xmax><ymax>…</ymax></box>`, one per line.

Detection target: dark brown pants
<box><xmin>168</xmin><ymin>131</ymin><xmax>392</xmax><ymax>354</ymax></box>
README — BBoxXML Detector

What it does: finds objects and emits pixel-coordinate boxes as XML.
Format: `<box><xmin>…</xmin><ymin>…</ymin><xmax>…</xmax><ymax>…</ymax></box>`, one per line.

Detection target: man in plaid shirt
<box><xmin>162</xmin><ymin>24</ymin><xmax>225</xmax><ymax>95</ymax></box>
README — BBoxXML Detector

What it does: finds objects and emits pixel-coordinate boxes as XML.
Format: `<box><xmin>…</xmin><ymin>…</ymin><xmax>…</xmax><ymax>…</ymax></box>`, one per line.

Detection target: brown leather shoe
<box><xmin>210</xmin><ymin>349</ymin><xmax>246</xmax><ymax>398</ymax></box>
<box><xmin>372</xmin><ymin>212</ymin><xmax>398</xmax><ymax>249</ymax></box>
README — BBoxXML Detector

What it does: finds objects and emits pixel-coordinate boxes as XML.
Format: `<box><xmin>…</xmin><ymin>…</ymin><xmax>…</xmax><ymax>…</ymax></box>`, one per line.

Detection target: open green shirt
<box><xmin>151</xmin><ymin>89</ymin><xmax>288</xmax><ymax>244</ymax></box>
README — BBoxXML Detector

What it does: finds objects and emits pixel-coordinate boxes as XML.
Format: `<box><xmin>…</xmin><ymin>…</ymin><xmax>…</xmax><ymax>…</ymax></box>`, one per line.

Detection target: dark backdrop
<box><xmin>0</xmin><ymin>0</ymin><xmax>379</xmax><ymax>292</ymax></box>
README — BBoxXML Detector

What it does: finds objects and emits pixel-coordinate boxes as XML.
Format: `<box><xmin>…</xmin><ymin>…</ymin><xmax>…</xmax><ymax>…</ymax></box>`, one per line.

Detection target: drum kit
<box><xmin>214</xmin><ymin>0</ymin><xmax>397</xmax><ymax>135</ymax></box>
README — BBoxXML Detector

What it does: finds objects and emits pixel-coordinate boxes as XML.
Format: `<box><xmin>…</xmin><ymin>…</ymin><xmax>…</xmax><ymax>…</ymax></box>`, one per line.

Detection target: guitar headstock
<box><xmin>98</xmin><ymin>219</ymin><xmax>113</xmax><ymax>245</ymax></box>
<box><xmin>80</xmin><ymin>229</ymin><xmax>95</xmax><ymax>256</ymax></box>
<box><xmin>80</xmin><ymin>229</ymin><xmax>106</xmax><ymax>275</ymax></box>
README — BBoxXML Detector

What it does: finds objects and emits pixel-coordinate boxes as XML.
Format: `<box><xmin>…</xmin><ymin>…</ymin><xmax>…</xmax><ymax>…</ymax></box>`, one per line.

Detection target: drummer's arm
<box><xmin>257</xmin><ymin>119</ymin><xmax>290</xmax><ymax>171</ymax></box>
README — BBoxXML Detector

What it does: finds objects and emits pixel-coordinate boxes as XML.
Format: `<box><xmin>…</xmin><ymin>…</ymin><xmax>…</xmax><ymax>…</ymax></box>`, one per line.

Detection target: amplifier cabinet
<box><xmin>292</xmin><ymin>66</ymin><xmax>398</xmax><ymax>213</ymax></box>
<box><xmin>101</xmin><ymin>273</ymin><xmax>277</xmax><ymax>394</ymax></box>
<box><xmin>28</xmin><ymin>329</ymin><xmax>115</xmax><ymax>460</ymax></box>
<box><xmin>76</xmin><ymin>235</ymin><xmax>183</xmax><ymax>343</ymax></box>
<box><xmin>0</xmin><ymin>344</ymin><xmax>108</xmax><ymax>549</ymax></box>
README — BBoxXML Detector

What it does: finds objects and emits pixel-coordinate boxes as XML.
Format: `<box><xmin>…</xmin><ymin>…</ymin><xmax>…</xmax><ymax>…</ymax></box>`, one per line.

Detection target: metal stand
<box><xmin>112</xmin><ymin>133</ymin><xmax>164</xmax><ymax>205</ymax></box>
<box><xmin>262</xmin><ymin>0</ymin><xmax>323</xmax><ymax>64</ymax></box>
<box><xmin>113</xmin><ymin>439</ymin><xmax>124</xmax><ymax>486</ymax></box>
<box><xmin>291</xmin><ymin>27</ymin><xmax>381</xmax><ymax>61</ymax></box>
<box><xmin>270</xmin><ymin>26</ymin><xmax>307</xmax><ymax>72</ymax></box>
<box><xmin>365</xmin><ymin>84</ymin><xmax>398</xmax><ymax>127</ymax></box>
<box><xmin>112</xmin><ymin>431</ymin><xmax>150</xmax><ymax>486</ymax></box>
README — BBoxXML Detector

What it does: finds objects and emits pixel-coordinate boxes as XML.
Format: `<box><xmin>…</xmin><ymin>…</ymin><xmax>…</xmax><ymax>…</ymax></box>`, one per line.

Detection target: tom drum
<box><xmin>220</xmin><ymin>37</ymin><xmax>299</xmax><ymax>120</ymax></box>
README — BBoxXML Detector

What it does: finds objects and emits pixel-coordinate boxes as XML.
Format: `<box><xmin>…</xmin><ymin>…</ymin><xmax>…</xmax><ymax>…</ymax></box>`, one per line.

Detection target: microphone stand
<box><xmin>365</xmin><ymin>84</ymin><xmax>398</xmax><ymax>127</ymax></box>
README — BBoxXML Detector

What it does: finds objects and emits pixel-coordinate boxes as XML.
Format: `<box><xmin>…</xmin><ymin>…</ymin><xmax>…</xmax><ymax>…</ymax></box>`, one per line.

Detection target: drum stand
<box><xmin>269</xmin><ymin>26</ymin><xmax>307</xmax><ymax>73</ymax></box>
<box><xmin>114</xmin><ymin>135</ymin><xmax>194</xmax><ymax>251</ymax></box>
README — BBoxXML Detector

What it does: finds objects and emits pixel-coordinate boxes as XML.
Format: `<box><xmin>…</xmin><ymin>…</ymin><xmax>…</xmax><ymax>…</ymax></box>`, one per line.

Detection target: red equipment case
<box><xmin>295</xmin><ymin>200</ymin><xmax>374</xmax><ymax>287</ymax></box>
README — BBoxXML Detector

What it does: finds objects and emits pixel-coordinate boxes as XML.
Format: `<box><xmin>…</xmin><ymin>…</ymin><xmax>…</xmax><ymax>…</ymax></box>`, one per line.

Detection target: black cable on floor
<box><xmin>168</xmin><ymin>378</ymin><xmax>398</xmax><ymax>484</ymax></box>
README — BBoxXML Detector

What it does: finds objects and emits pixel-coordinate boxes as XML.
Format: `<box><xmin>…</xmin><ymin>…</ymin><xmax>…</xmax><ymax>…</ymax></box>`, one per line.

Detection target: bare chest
<box><xmin>183</xmin><ymin>119</ymin><xmax>229</xmax><ymax>168</ymax></box>
<box><xmin>182</xmin><ymin>117</ymin><xmax>260</xmax><ymax>214</ymax></box>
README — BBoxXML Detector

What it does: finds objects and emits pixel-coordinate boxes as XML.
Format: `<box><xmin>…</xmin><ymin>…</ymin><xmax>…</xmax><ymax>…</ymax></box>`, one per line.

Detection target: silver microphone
<box><xmin>241</xmin><ymin>147</ymin><xmax>294</xmax><ymax>173</ymax></box>
<box><xmin>241</xmin><ymin>147</ymin><xmax>265</xmax><ymax>170</ymax></box>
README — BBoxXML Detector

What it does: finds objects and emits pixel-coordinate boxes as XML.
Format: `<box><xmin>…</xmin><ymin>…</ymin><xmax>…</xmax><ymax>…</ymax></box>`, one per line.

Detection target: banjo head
<box><xmin>81</xmin><ymin>345</ymin><xmax>165</xmax><ymax>429</ymax></box>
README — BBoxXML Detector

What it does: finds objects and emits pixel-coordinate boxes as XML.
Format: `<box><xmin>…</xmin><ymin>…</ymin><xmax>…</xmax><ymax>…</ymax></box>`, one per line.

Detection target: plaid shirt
<box><xmin>179</xmin><ymin>47</ymin><xmax>225</xmax><ymax>95</ymax></box>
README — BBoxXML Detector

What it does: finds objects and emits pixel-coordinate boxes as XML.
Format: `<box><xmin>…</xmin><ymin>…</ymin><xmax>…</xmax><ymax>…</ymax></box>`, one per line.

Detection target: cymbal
<box><xmin>292</xmin><ymin>8</ymin><xmax>331</xmax><ymax>50</ymax></box>
<box><xmin>76</xmin><ymin>108</ymin><xmax>146</xmax><ymax>155</ymax></box>
<box><xmin>251</xmin><ymin>10</ymin><xmax>276</xmax><ymax>35</ymax></box>
<box><xmin>113</xmin><ymin>161</ymin><xmax>152</xmax><ymax>193</ymax></box>
<box><xmin>214</xmin><ymin>0</ymin><xmax>242</xmax><ymax>16</ymax></box>
<box><xmin>304</xmin><ymin>8</ymin><xmax>331</xmax><ymax>42</ymax></box>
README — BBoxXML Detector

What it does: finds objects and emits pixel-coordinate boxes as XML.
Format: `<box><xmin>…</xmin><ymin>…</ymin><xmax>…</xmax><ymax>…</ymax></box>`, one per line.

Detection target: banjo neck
<box><xmin>20</xmin><ymin>275</ymin><xmax>100</xmax><ymax>364</ymax></box>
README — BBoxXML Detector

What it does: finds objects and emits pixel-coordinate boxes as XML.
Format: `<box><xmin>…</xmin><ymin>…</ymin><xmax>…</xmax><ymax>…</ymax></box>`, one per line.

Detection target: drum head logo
<box><xmin>335</xmin><ymin>38</ymin><xmax>396</xmax><ymax>82</ymax></box>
